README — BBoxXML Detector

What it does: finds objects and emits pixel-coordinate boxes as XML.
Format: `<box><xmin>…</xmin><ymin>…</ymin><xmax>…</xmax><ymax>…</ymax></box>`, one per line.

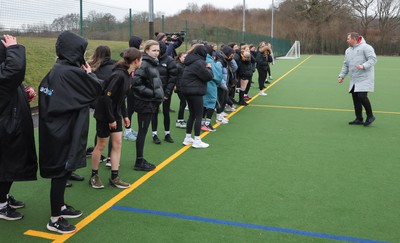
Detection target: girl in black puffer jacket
<box><xmin>151</xmin><ymin>41</ymin><xmax>177</xmax><ymax>144</ymax></box>
<box><xmin>181</xmin><ymin>45</ymin><xmax>213</xmax><ymax>149</ymax></box>
<box><xmin>132</xmin><ymin>40</ymin><xmax>164</xmax><ymax>171</ymax></box>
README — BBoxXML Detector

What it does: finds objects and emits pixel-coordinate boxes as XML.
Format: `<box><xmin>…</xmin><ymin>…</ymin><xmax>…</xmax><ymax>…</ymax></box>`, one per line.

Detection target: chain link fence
<box><xmin>1</xmin><ymin>0</ymin><xmax>291</xmax><ymax>55</ymax></box>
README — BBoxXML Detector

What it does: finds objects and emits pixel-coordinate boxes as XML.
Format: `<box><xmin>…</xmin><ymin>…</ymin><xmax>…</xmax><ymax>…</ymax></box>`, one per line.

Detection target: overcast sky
<box><xmin>92</xmin><ymin>0</ymin><xmax>276</xmax><ymax>16</ymax></box>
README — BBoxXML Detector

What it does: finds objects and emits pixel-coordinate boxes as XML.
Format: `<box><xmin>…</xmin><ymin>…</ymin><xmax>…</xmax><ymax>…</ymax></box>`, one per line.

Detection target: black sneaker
<box><xmin>364</xmin><ymin>116</ymin><xmax>375</xmax><ymax>126</ymax></box>
<box><xmin>153</xmin><ymin>135</ymin><xmax>161</xmax><ymax>144</ymax></box>
<box><xmin>0</xmin><ymin>205</ymin><xmax>23</xmax><ymax>220</ymax></box>
<box><xmin>47</xmin><ymin>217</ymin><xmax>76</xmax><ymax>234</ymax></box>
<box><xmin>7</xmin><ymin>195</ymin><xmax>25</xmax><ymax>209</ymax></box>
<box><xmin>86</xmin><ymin>147</ymin><xmax>94</xmax><ymax>157</ymax></box>
<box><xmin>164</xmin><ymin>134</ymin><xmax>174</xmax><ymax>143</ymax></box>
<box><xmin>134</xmin><ymin>159</ymin><xmax>156</xmax><ymax>171</ymax></box>
<box><xmin>69</xmin><ymin>172</ymin><xmax>84</xmax><ymax>181</ymax></box>
<box><xmin>60</xmin><ymin>205</ymin><xmax>82</xmax><ymax>219</ymax></box>
<box><xmin>349</xmin><ymin>119</ymin><xmax>364</xmax><ymax>125</ymax></box>
<box><xmin>100</xmin><ymin>155</ymin><xmax>107</xmax><ymax>163</ymax></box>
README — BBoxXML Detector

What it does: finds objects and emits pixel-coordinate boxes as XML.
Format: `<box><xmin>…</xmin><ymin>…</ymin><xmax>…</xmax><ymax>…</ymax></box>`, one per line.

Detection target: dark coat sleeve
<box><xmin>132</xmin><ymin>67</ymin><xmax>154</xmax><ymax>98</ymax></box>
<box><xmin>164</xmin><ymin>59</ymin><xmax>177</xmax><ymax>98</ymax></box>
<box><xmin>0</xmin><ymin>45</ymin><xmax>26</xmax><ymax>113</ymax></box>
<box><xmin>192</xmin><ymin>60</ymin><xmax>214</xmax><ymax>83</ymax></box>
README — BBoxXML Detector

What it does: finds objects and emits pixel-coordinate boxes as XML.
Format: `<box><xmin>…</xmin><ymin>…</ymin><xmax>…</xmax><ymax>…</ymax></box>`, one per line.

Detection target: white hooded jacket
<box><xmin>339</xmin><ymin>36</ymin><xmax>377</xmax><ymax>92</ymax></box>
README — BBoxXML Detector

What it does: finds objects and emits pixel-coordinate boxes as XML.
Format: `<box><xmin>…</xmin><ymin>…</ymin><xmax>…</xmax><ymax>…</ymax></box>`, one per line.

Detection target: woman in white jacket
<box><xmin>338</xmin><ymin>32</ymin><xmax>377</xmax><ymax>126</ymax></box>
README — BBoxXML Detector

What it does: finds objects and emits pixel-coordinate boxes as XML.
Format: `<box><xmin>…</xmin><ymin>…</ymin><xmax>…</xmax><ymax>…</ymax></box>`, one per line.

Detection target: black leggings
<box><xmin>0</xmin><ymin>181</ymin><xmax>13</xmax><ymax>203</ymax></box>
<box><xmin>217</xmin><ymin>88</ymin><xmax>227</xmax><ymax>114</ymax></box>
<box><xmin>50</xmin><ymin>172</ymin><xmax>71</xmax><ymax>216</ymax></box>
<box><xmin>203</xmin><ymin>107</ymin><xmax>214</xmax><ymax>119</ymax></box>
<box><xmin>126</xmin><ymin>92</ymin><xmax>135</xmax><ymax>129</ymax></box>
<box><xmin>185</xmin><ymin>95</ymin><xmax>203</xmax><ymax>137</ymax></box>
<box><xmin>245</xmin><ymin>74</ymin><xmax>253</xmax><ymax>94</ymax></box>
<box><xmin>257</xmin><ymin>68</ymin><xmax>267</xmax><ymax>90</ymax></box>
<box><xmin>152</xmin><ymin>97</ymin><xmax>172</xmax><ymax>132</ymax></box>
<box><xmin>136</xmin><ymin>113</ymin><xmax>152</xmax><ymax>159</ymax></box>
<box><xmin>177</xmin><ymin>92</ymin><xmax>186</xmax><ymax>120</ymax></box>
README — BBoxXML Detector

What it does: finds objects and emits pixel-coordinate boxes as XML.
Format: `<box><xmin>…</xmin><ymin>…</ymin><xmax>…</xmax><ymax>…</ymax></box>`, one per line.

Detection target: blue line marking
<box><xmin>111</xmin><ymin>206</ymin><xmax>389</xmax><ymax>243</ymax></box>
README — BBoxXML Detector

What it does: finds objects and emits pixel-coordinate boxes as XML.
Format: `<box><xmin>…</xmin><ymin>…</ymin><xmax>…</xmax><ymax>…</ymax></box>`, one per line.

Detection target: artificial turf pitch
<box><xmin>1</xmin><ymin>55</ymin><xmax>399</xmax><ymax>243</ymax></box>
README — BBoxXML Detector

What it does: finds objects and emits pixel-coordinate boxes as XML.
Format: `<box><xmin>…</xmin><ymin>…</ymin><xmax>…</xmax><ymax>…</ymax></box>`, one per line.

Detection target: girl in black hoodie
<box><xmin>181</xmin><ymin>45</ymin><xmax>213</xmax><ymax>149</ymax></box>
<box><xmin>90</xmin><ymin>48</ymin><xmax>142</xmax><ymax>190</ymax></box>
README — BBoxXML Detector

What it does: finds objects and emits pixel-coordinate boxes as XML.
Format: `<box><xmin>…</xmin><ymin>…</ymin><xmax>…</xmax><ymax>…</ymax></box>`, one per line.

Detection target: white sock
<box><xmin>0</xmin><ymin>202</ymin><xmax>7</xmax><ymax>208</ymax></box>
<box><xmin>61</xmin><ymin>205</ymin><xmax>67</xmax><ymax>211</ymax></box>
<box><xmin>205</xmin><ymin>119</ymin><xmax>210</xmax><ymax>126</ymax></box>
<box><xmin>152</xmin><ymin>131</ymin><xmax>157</xmax><ymax>136</ymax></box>
<box><xmin>186</xmin><ymin>134</ymin><xmax>192</xmax><ymax>139</ymax></box>
<box><xmin>51</xmin><ymin>216</ymin><xmax>60</xmax><ymax>223</ymax></box>
<box><xmin>165</xmin><ymin>131</ymin><xmax>170</xmax><ymax>135</ymax></box>
<box><xmin>194</xmin><ymin>136</ymin><xmax>201</xmax><ymax>141</ymax></box>
<box><xmin>125</xmin><ymin>128</ymin><xmax>132</xmax><ymax>133</ymax></box>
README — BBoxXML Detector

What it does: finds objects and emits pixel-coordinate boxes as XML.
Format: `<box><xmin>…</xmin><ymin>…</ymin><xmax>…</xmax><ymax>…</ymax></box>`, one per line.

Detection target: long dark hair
<box><xmin>116</xmin><ymin>47</ymin><xmax>142</xmax><ymax>69</ymax></box>
<box><xmin>88</xmin><ymin>45</ymin><xmax>111</xmax><ymax>72</ymax></box>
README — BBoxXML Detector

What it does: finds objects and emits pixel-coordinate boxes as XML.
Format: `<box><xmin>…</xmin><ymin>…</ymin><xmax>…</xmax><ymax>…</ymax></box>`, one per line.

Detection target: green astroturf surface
<box><xmin>1</xmin><ymin>55</ymin><xmax>399</xmax><ymax>243</ymax></box>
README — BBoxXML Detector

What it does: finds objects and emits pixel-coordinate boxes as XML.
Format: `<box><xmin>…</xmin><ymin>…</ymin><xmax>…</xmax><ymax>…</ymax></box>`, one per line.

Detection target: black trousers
<box><xmin>0</xmin><ymin>181</ymin><xmax>13</xmax><ymax>203</ymax></box>
<box><xmin>257</xmin><ymin>68</ymin><xmax>267</xmax><ymax>90</ymax></box>
<box><xmin>184</xmin><ymin>95</ymin><xmax>203</xmax><ymax>137</ymax></box>
<box><xmin>136</xmin><ymin>113</ymin><xmax>152</xmax><ymax>160</ymax></box>
<box><xmin>50</xmin><ymin>171</ymin><xmax>71</xmax><ymax>216</ymax></box>
<box><xmin>350</xmin><ymin>86</ymin><xmax>373</xmax><ymax>120</ymax></box>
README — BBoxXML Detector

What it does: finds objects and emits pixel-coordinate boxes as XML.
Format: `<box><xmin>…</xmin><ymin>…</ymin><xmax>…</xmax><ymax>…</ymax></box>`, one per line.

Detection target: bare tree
<box><xmin>350</xmin><ymin>0</ymin><xmax>377</xmax><ymax>37</ymax></box>
<box><xmin>377</xmin><ymin>0</ymin><xmax>400</xmax><ymax>54</ymax></box>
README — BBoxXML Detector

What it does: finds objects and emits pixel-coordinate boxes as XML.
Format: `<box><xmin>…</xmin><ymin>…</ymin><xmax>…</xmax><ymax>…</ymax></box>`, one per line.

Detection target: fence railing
<box><xmin>1</xmin><ymin>0</ymin><xmax>291</xmax><ymax>55</ymax></box>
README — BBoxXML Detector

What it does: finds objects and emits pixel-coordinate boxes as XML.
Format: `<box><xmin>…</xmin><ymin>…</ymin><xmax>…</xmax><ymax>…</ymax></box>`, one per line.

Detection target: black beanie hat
<box><xmin>129</xmin><ymin>36</ymin><xmax>143</xmax><ymax>49</ymax></box>
<box><xmin>221</xmin><ymin>46</ymin><xmax>234</xmax><ymax>57</ymax></box>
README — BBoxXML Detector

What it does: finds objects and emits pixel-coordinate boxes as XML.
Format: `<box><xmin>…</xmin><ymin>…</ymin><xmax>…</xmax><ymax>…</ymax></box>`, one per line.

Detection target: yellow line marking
<box><xmin>250</xmin><ymin>104</ymin><xmax>400</xmax><ymax>115</ymax></box>
<box><xmin>24</xmin><ymin>230</ymin><xmax>59</xmax><ymax>240</ymax></box>
<box><xmin>24</xmin><ymin>56</ymin><xmax>313</xmax><ymax>243</ymax></box>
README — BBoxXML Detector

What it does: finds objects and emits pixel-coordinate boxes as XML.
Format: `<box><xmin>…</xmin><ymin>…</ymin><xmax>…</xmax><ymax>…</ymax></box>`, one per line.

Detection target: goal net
<box><xmin>276</xmin><ymin>40</ymin><xmax>300</xmax><ymax>60</ymax></box>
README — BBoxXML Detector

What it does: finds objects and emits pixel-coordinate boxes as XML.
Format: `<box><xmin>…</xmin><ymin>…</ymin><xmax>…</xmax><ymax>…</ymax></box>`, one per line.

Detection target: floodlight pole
<box><xmin>242</xmin><ymin>0</ymin><xmax>246</xmax><ymax>43</ymax></box>
<box><xmin>149</xmin><ymin>0</ymin><xmax>154</xmax><ymax>40</ymax></box>
<box><xmin>271</xmin><ymin>0</ymin><xmax>274</xmax><ymax>39</ymax></box>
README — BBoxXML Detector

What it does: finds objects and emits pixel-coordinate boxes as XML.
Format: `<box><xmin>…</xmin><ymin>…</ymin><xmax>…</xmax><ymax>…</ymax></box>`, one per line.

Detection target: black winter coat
<box><xmin>94</xmin><ymin>67</ymin><xmax>130</xmax><ymax>123</ymax></box>
<box><xmin>132</xmin><ymin>54</ymin><xmax>164</xmax><ymax>114</ymax></box>
<box><xmin>157</xmin><ymin>42</ymin><xmax>177</xmax><ymax>98</ymax></box>
<box><xmin>90</xmin><ymin>58</ymin><xmax>116</xmax><ymax>109</ymax></box>
<box><xmin>39</xmin><ymin>31</ymin><xmax>101</xmax><ymax>178</ymax></box>
<box><xmin>0</xmin><ymin>44</ymin><xmax>37</xmax><ymax>181</ymax></box>
<box><xmin>235</xmin><ymin>53</ymin><xmax>255</xmax><ymax>80</ymax></box>
<box><xmin>181</xmin><ymin>46</ymin><xmax>214</xmax><ymax>96</ymax></box>
<box><xmin>175</xmin><ymin>62</ymin><xmax>185</xmax><ymax>93</ymax></box>
<box><xmin>256</xmin><ymin>51</ymin><xmax>273</xmax><ymax>72</ymax></box>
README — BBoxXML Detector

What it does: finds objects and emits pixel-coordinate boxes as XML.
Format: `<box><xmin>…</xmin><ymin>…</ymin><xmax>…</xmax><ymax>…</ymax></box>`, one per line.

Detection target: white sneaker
<box><xmin>183</xmin><ymin>137</ymin><xmax>194</xmax><ymax>146</ymax></box>
<box><xmin>123</xmin><ymin>131</ymin><xmax>137</xmax><ymax>141</ymax></box>
<box><xmin>192</xmin><ymin>140</ymin><xmax>209</xmax><ymax>149</ymax></box>
<box><xmin>105</xmin><ymin>158</ymin><xmax>111</xmax><ymax>168</ymax></box>
<box><xmin>225</xmin><ymin>105</ymin><xmax>236</xmax><ymax>112</ymax></box>
<box><xmin>221</xmin><ymin>112</ymin><xmax>229</xmax><ymax>117</ymax></box>
<box><xmin>176</xmin><ymin>120</ymin><xmax>187</xmax><ymax>128</ymax></box>
<box><xmin>216</xmin><ymin>115</ymin><xmax>229</xmax><ymax>124</ymax></box>
<box><xmin>259</xmin><ymin>91</ymin><xmax>268</xmax><ymax>96</ymax></box>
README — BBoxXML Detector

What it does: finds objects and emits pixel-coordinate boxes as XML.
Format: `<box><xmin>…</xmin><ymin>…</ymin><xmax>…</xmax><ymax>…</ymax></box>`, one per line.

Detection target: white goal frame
<box><xmin>276</xmin><ymin>40</ymin><xmax>300</xmax><ymax>60</ymax></box>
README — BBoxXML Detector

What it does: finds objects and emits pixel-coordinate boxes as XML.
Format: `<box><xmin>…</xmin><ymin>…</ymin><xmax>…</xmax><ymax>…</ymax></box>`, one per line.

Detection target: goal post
<box><xmin>275</xmin><ymin>40</ymin><xmax>300</xmax><ymax>60</ymax></box>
